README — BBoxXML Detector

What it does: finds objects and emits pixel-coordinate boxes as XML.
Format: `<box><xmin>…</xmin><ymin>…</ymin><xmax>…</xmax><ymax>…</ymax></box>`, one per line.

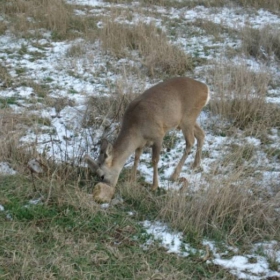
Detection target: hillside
<box><xmin>0</xmin><ymin>0</ymin><xmax>280</xmax><ymax>279</ymax></box>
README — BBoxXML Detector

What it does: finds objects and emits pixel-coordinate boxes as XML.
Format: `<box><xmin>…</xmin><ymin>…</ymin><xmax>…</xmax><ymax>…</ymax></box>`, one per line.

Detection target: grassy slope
<box><xmin>0</xmin><ymin>176</ymin><xmax>234</xmax><ymax>280</ymax></box>
<box><xmin>0</xmin><ymin>0</ymin><xmax>280</xmax><ymax>279</ymax></box>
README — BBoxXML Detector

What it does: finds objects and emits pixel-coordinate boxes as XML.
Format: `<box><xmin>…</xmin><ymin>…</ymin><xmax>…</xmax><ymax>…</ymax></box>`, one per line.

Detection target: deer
<box><xmin>84</xmin><ymin>77</ymin><xmax>210</xmax><ymax>202</ymax></box>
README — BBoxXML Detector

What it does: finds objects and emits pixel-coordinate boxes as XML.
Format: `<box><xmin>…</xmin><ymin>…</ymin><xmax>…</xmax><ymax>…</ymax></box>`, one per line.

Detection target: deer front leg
<box><xmin>151</xmin><ymin>141</ymin><xmax>161</xmax><ymax>191</ymax></box>
<box><xmin>131</xmin><ymin>147</ymin><xmax>143</xmax><ymax>182</ymax></box>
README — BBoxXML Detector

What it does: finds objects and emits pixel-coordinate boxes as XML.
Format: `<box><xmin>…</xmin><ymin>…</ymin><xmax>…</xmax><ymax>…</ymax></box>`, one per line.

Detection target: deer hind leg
<box><xmin>151</xmin><ymin>141</ymin><xmax>162</xmax><ymax>191</ymax></box>
<box><xmin>170</xmin><ymin>124</ymin><xmax>195</xmax><ymax>182</ymax></box>
<box><xmin>131</xmin><ymin>147</ymin><xmax>143</xmax><ymax>182</ymax></box>
<box><xmin>192</xmin><ymin>123</ymin><xmax>205</xmax><ymax>169</ymax></box>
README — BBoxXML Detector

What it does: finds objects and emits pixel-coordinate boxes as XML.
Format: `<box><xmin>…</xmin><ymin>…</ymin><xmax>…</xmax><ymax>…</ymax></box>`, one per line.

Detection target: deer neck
<box><xmin>111</xmin><ymin>129</ymin><xmax>139</xmax><ymax>170</ymax></box>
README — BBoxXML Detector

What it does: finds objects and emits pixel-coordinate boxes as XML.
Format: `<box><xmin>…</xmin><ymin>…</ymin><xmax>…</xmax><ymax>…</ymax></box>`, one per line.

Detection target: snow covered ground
<box><xmin>0</xmin><ymin>0</ymin><xmax>279</xmax><ymax>278</ymax></box>
<box><xmin>142</xmin><ymin>220</ymin><xmax>280</xmax><ymax>280</ymax></box>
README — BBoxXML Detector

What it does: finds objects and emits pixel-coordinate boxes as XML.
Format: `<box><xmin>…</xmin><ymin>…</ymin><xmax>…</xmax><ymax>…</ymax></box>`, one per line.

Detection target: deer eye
<box><xmin>100</xmin><ymin>175</ymin><xmax>105</xmax><ymax>181</ymax></box>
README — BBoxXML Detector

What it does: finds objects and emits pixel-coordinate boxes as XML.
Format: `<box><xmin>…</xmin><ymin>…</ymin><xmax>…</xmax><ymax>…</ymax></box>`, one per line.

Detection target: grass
<box><xmin>1</xmin><ymin>0</ymin><xmax>99</xmax><ymax>41</ymax></box>
<box><xmin>65</xmin><ymin>42</ymin><xmax>87</xmax><ymax>58</ymax></box>
<box><xmin>0</xmin><ymin>64</ymin><xmax>12</xmax><ymax>88</ymax></box>
<box><xmin>0</xmin><ymin>175</ymin><xmax>235</xmax><ymax>280</ymax></box>
<box><xmin>99</xmin><ymin>19</ymin><xmax>191</xmax><ymax>77</ymax></box>
<box><xmin>0</xmin><ymin>97</ymin><xmax>18</xmax><ymax>108</ymax></box>
<box><xmin>237</xmin><ymin>0</ymin><xmax>280</xmax><ymax>12</ymax></box>
<box><xmin>119</xmin><ymin>180</ymin><xmax>280</xmax><ymax>244</ymax></box>
<box><xmin>208</xmin><ymin>61</ymin><xmax>278</xmax><ymax>131</ymax></box>
<box><xmin>22</xmin><ymin>81</ymin><xmax>51</xmax><ymax>99</ymax></box>
<box><xmin>192</xmin><ymin>19</ymin><xmax>238</xmax><ymax>43</ymax></box>
<box><xmin>1</xmin><ymin>161</ymin><xmax>278</xmax><ymax>279</ymax></box>
<box><xmin>0</xmin><ymin>0</ymin><xmax>280</xmax><ymax>278</ymax></box>
<box><xmin>241</xmin><ymin>25</ymin><xmax>280</xmax><ymax>60</ymax></box>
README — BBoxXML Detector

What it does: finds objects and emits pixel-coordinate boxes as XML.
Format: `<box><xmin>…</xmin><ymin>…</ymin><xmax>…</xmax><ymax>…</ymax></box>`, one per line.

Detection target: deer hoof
<box><xmin>178</xmin><ymin>177</ymin><xmax>189</xmax><ymax>191</ymax></box>
<box><xmin>151</xmin><ymin>185</ymin><xmax>158</xmax><ymax>191</ymax></box>
<box><xmin>93</xmin><ymin>182</ymin><xmax>115</xmax><ymax>203</ymax></box>
<box><xmin>192</xmin><ymin>164</ymin><xmax>203</xmax><ymax>172</ymax></box>
<box><xmin>170</xmin><ymin>172</ymin><xmax>179</xmax><ymax>182</ymax></box>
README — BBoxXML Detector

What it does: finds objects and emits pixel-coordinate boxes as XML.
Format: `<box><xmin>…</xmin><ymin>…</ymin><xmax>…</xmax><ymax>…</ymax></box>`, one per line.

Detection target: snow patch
<box><xmin>0</xmin><ymin>162</ymin><xmax>17</xmax><ymax>175</ymax></box>
<box><xmin>141</xmin><ymin>220</ymin><xmax>195</xmax><ymax>257</ymax></box>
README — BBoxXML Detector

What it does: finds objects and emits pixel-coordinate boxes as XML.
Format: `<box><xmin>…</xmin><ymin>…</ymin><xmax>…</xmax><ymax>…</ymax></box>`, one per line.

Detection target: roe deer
<box><xmin>85</xmin><ymin>77</ymin><xmax>210</xmax><ymax>192</ymax></box>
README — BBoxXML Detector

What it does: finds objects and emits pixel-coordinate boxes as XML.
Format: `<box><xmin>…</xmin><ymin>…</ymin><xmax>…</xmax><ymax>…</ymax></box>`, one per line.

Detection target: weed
<box><xmin>160</xmin><ymin>184</ymin><xmax>279</xmax><ymax>243</ymax></box>
<box><xmin>192</xmin><ymin>19</ymin><xmax>237</xmax><ymax>42</ymax></box>
<box><xmin>265</xmin><ymin>148</ymin><xmax>280</xmax><ymax>161</ymax></box>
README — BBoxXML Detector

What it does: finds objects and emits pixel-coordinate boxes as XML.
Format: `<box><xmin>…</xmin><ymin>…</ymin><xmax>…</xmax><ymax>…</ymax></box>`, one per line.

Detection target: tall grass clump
<box><xmin>99</xmin><ymin>19</ymin><xmax>191</xmax><ymax>77</ymax></box>
<box><xmin>0</xmin><ymin>110</ymin><xmax>35</xmax><ymax>166</ymax></box>
<box><xmin>237</xmin><ymin>0</ymin><xmax>280</xmax><ymax>12</ymax></box>
<box><xmin>208</xmin><ymin>62</ymin><xmax>280</xmax><ymax>130</ymax></box>
<box><xmin>119</xmin><ymin>177</ymin><xmax>280</xmax><ymax>244</ymax></box>
<box><xmin>241</xmin><ymin>25</ymin><xmax>280</xmax><ymax>60</ymax></box>
<box><xmin>1</xmin><ymin>0</ymin><xmax>69</xmax><ymax>38</ymax></box>
<box><xmin>158</xmin><ymin>182</ymin><xmax>280</xmax><ymax>243</ymax></box>
<box><xmin>1</xmin><ymin>0</ymin><xmax>98</xmax><ymax>40</ymax></box>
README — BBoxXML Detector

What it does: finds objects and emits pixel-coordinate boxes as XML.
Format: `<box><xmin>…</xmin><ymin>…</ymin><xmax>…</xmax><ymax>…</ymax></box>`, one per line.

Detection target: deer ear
<box><xmin>100</xmin><ymin>138</ymin><xmax>109</xmax><ymax>152</ymax></box>
<box><xmin>105</xmin><ymin>142</ymin><xmax>113</xmax><ymax>158</ymax></box>
<box><xmin>100</xmin><ymin>138</ymin><xmax>113</xmax><ymax>158</ymax></box>
<box><xmin>84</xmin><ymin>155</ymin><xmax>98</xmax><ymax>172</ymax></box>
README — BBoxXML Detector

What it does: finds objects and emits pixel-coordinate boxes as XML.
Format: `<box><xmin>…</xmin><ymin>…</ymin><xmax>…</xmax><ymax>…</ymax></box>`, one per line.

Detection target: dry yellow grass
<box><xmin>99</xmin><ymin>19</ymin><xmax>191</xmax><ymax>77</ymax></box>
<box><xmin>1</xmin><ymin>0</ymin><xmax>98</xmax><ymax>40</ymax></box>
<box><xmin>237</xmin><ymin>0</ymin><xmax>280</xmax><ymax>11</ymax></box>
<box><xmin>160</xmin><ymin>184</ymin><xmax>279</xmax><ymax>242</ymax></box>
<box><xmin>119</xmin><ymin>175</ymin><xmax>280</xmax><ymax>243</ymax></box>
<box><xmin>241</xmin><ymin>25</ymin><xmax>280</xmax><ymax>60</ymax></box>
<box><xmin>2</xmin><ymin>0</ymin><xmax>70</xmax><ymax>37</ymax></box>
<box><xmin>0</xmin><ymin>110</ymin><xmax>46</xmax><ymax>173</ymax></box>
<box><xmin>104</xmin><ymin>0</ymin><xmax>280</xmax><ymax>10</ymax></box>
<box><xmin>208</xmin><ymin>62</ymin><xmax>279</xmax><ymax>130</ymax></box>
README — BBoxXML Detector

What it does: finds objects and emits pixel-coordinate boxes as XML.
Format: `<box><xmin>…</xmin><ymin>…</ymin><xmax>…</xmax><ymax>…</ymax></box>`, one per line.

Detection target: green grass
<box><xmin>0</xmin><ymin>97</ymin><xmax>18</xmax><ymax>108</ymax></box>
<box><xmin>0</xmin><ymin>175</ymin><xmax>235</xmax><ymax>279</ymax></box>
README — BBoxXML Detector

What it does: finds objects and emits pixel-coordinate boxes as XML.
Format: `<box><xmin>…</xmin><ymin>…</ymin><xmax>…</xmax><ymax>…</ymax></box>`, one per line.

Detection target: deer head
<box><xmin>84</xmin><ymin>139</ymin><xmax>120</xmax><ymax>188</ymax></box>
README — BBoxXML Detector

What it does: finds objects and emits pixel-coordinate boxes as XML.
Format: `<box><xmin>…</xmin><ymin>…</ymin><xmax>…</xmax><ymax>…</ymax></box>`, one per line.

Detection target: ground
<box><xmin>0</xmin><ymin>0</ymin><xmax>280</xmax><ymax>279</ymax></box>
